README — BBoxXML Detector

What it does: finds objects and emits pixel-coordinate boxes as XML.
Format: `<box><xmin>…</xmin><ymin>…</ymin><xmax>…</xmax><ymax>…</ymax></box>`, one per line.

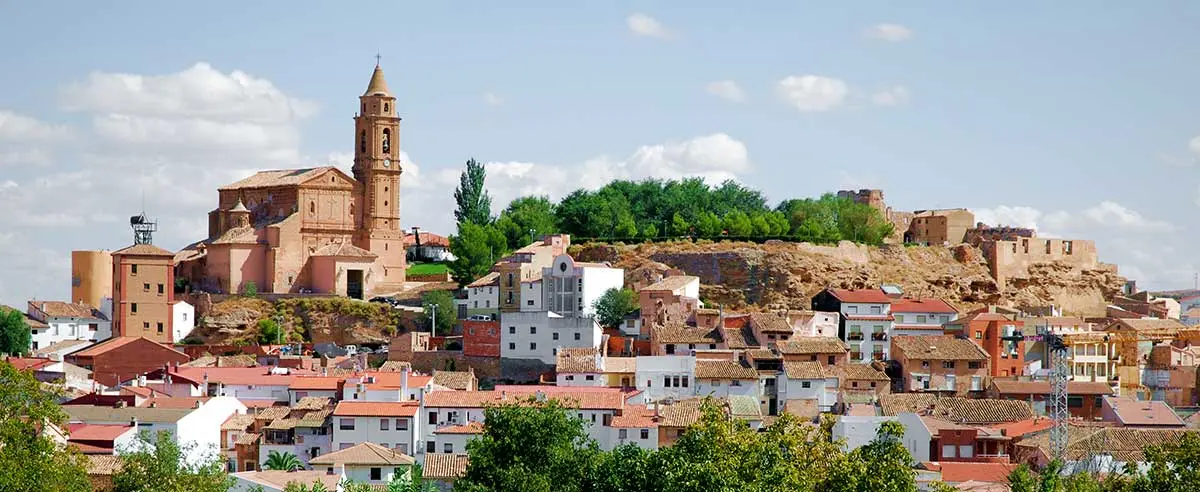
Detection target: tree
<box><xmin>449</xmin><ymin>222</ymin><xmax>508</xmax><ymax>287</ymax></box>
<box><xmin>749</xmin><ymin>213</ymin><xmax>771</xmax><ymax>237</ymax></box>
<box><xmin>420</xmin><ymin>290</ymin><xmax>456</xmax><ymax>336</ymax></box>
<box><xmin>256</xmin><ymin>318</ymin><xmax>283</xmax><ymax>345</ymax></box>
<box><xmin>283</xmin><ymin>481</ymin><xmax>329</xmax><ymax>492</ymax></box>
<box><xmin>454</xmin><ymin>158</ymin><xmax>492</xmax><ymax>226</ymax></box>
<box><xmin>263</xmin><ymin>450</ymin><xmax>302</xmax><ymax>471</ymax></box>
<box><xmin>113</xmin><ymin>430</ymin><xmax>232</xmax><ymax>492</ymax></box>
<box><xmin>495</xmin><ymin>196</ymin><xmax>558</xmax><ymax>250</ymax></box>
<box><xmin>0</xmin><ymin>361</ymin><xmax>92</xmax><ymax>491</ymax></box>
<box><xmin>592</xmin><ymin>288</ymin><xmax>637</xmax><ymax>329</ymax></box>
<box><xmin>387</xmin><ymin>463</ymin><xmax>436</xmax><ymax>492</ymax></box>
<box><xmin>0</xmin><ymin>307</ymin><xmax>30</xmax><ymax>356</ymax></box>
<box><xmin>614</xmin><ymin>216</ymin><xmax>638</xmax><ymax>238</ymax></box>
<box><xmin>669</xmin><ymin>212</ymin><xmax>690</xmax><ymax>237</ymax></box>
<box><xmin>242</xmin><ymin>280</ymin><xmax>258</xmax><ymax>297</ymax></box>
<box><xmin>693</xmin><ymin>212</ymin><xmax>722</xmax><ymax>237</ymax></box>
<box><xmin>457</xmin><ymin>398</ymin><xmax>603</xmax><ymax>492</ymax></box>
<box><xmin>641</xmin><ymin>223</ymin><xmax>659</xmax><ymax>240</ymax></box>
<box><xmin>721</xmin><ymin>210</ymin><xmax>752</xmax><ymax>237</ymax></box>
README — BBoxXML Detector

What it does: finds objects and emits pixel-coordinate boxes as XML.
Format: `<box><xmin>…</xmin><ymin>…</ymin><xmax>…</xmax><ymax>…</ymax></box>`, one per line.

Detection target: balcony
<box><xmin>871</xmin><ymin>353</ymin><xmax>885</xmax><ymax>361</ymax></box>
<box><xmin>848</xmin><ymin>334</ymin><xmax>864</xmax><ymax>341</ymax></box>
<box><xmin>871</xmin><ymin>333</ymin><xmax>888</xmax><ymax>341</ymax></box>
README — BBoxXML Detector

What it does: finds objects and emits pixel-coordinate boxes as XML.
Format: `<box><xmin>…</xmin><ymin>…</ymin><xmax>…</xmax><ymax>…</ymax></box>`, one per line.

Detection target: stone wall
<box><xmin>405</xmin><ymin>351</ymin><xmax>551</xmax><ymax>384</ymax></box>
<box><xmin>983</xmin><ymin>237</ymin><xmax>1100</xmax><ymax>288</ymax></box>
<box><xmin>407</xmin><ymin>272</ymin><xmax>452</xmax><ymax>282</ymax></box>
<box><xmin>648</xmin><ymin>249</ymin><xmax>768</xmax><ymax>305</ymax></box>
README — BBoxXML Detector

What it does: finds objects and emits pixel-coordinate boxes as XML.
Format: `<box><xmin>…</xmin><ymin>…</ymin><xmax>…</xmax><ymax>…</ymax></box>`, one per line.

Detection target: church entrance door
<box><xmin>347</xmin><ymin>269</ymin><xmax>364</xmax><ymax>299</ymax></box>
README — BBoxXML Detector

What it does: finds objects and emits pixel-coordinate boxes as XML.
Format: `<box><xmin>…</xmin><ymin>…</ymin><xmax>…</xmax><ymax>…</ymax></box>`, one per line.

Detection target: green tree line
<box><xmin>446</xmin><ymin>160</ymin><xmax>894</xmax><ymax>286</ymax></box>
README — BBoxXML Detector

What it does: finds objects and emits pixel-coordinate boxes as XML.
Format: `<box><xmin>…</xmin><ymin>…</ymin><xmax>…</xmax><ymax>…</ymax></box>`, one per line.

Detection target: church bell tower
<box><xmin>352</xmin><ymin>60</ymin><xmax>406</xmax><ymax>285</ymax></box>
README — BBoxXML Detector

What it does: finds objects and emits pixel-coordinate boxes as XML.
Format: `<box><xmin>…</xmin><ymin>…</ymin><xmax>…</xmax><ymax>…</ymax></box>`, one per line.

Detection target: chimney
<box><xmin>130</xmin><ymin>417</ymin><xmax>138</xmax><ymax>427</ymax></box>
<box><xmin>501</xmin><ymin>391</ymin><xmax>507</xmax><ymax>401</ymax></box>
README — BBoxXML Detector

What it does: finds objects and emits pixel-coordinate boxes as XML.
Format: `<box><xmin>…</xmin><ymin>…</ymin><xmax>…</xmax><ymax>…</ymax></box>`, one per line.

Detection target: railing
<box><xmin>848</xmin><ymin>334</ymin><xmax>864</xmax><ymax>341</ymax></box>
<box><xmin>871</xmin><ymin>333</ymin><xmax>888</xmax><ymax>341</ymax></box>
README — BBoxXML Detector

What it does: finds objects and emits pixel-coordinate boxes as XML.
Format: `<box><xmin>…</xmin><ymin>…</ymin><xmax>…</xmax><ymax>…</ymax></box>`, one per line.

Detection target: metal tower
<box><xmin>1047</xmin><ymin>332</ymin><xmax>1070</xmax><ymax>461</ymax></box>
<box><xmin>130</xmin><ymin>213</ymin><xmax>157</xmax><ymax>245</ymax></box>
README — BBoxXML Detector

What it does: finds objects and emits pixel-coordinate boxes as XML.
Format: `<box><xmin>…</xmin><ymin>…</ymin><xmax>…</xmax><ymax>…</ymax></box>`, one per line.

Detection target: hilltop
<box><xmin>571</xmin><ymin>240</ymin><xmax>1126</xmax><ymax>316</ymax></box>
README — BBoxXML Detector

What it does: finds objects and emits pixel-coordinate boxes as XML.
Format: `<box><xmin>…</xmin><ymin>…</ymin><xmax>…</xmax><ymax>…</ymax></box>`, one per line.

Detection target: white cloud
<box><xmin>1081</xmin><ymin>201</ymin><xmax>1174</xmax><ymax>231</ymax></box>
<box><xmin>705</xmin><ymin>80</ymin><xmax>746</xmax><ymax>102</ymax></box>
<box><xmin>483</xmin><ymin>92</ymin><xmax>504</xmax><ymax>107</ymax></box>
<box><xmin>627</xmin><ymin>13</ymin><xmax>672</xmax><ymax>39</ymax></box>
<box><xmin>865</xmin><ymin>23</ymin><xmax>913</xmax><ymax>42</ymax></box>
<box><xmin>775</xmin><ymin>75</ymin><xmax>849</xmax><ymax>112</ymax></box>
<box><xmin>1189</xmin><ymin>136</ymin><xmax>1200</xmax><ymax>156</ymax></box>
<box><xmin>871</xmin><ymin>86</ymin><xmax>910</xmax><ymax>107</ymax></box>
<box><xmin>0</xmin><ymin>149</ymin><xmax>52</xmax><ymax>167</ymax></box>
<box><xmin>0</xmin><ymin>110</ymin><xmax>68</xmax><ymax>141</ymax></box>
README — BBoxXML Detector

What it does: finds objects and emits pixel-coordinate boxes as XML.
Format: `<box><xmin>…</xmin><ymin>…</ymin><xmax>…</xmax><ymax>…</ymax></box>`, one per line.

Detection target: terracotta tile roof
<box><xmin>1018</xmin><ymin>426</ymin><xmax>1200</xmax><ymax>463</ymax></box>
<box><xmin>721</xmin><ymin>325</ymin><xmax>760</xmax><ymax>349</ymax></box>
<box><xmin>86</xmin><ymin>455</ymin><xmax>122</xmax><ymax>476</ymax></box>
<box><xmin>221</xmin><ymin>414</ymin><xmax>256</xmax><ymax>431</ymax></box>
<box><xmin>423</xmin><ymin>453</ymin><xmax>470</xmax><ymax>480</ymax></box>
<box><xmin>658</xmin><ymin>398</ymin><xmax>706</xmax><ymax>427</ymax></box>
<box><xmin>255</xmin><ymin>406</ymin><xmax>291</xmax><ymax>421</ymax></box>
<box><xmin>28</xmin><ymin>301</ymin><xmax>107</xmax><ymax>319</ymax></box>
<box><xmin>880</xmin><ymin>394</ymin><xmax>1034</xmax><ymax>424</ymax></box>
<box><xmin>139</xmin><ymin>396</ymin><xmax>209</xmax><ymax>409</ymax></box>
<box><xmin>63</xmin><ymin>405</ymin><xmax>194</xmax><ymax>424</ymax></box>
<box><xmin>604</xmin><ymin>357</ymin><xmax>637</xmax><ymax>373</ymax></box>
<box><xmin>67</xmin><ymin>423</ymin><xmax>134</xmax><ymax>441</ymax></box>
<box><xmin>783</xmin><ymin>361</ymin><xmax>827</xmax><ymax>379</ymax></box>
<box><xmin>432</xmin><ymin>370</ymin><xmax>475</xmax><ymax>390</ymax></box>
<box><xmin>947</xmin><ymin>312</ymin><xmax>1011</xmax><ymax>324</ymax></box>
<box><xmin>377</xmin><ymin>361</ymin><xmax>412</xmax><ymax>372</ymax></box>
<box><xmin>71</xmin><ymin>336</ymin><xmax>186</xmax><ymax>358</ymax></box>
<box><xmin>641</xmin><ymin>275</ymin><xmax>699</xmax><ymax>293</ymax></box>
<box><xmin>241</xmin><ymin>399</ymin><xmax>281</xmax><ymax>410</ymax></box>
<box><xmin>828</xmin><ymin>288</ymin><xmax>893</xmax><ymax>303</ymax></box>
<box><xmin>309</xmin><ymin>441</ymin><xmax>414</xmax><ymax>466</ymax></box>
<box><xmin>653</xmin><ymin>324</ymin><xmax>722</xmax><ymax>345</ymax></box>
<box><xmin>933</xmin><ymin>462</ymin><xmax>1019</xmax><ymax>484</ymax></box>
<box><xmin>333</xmin><ymin>401</ymin><xmax>419</xmax><ymax>417</ymax></box>
<box><xmin>749</xmin><ymin>312</ymin><xmax>792</xmax><ymax>333</ymax></box>
<box><xmin>290</xmin><ymin>376</ymin><xmax>343</xmax><ymax>391</ymax></box>
<box><xmin>1105</xmin><ymin>397</ymin><xmax>1185</xmax><ymax>426</ymax></box>
<box><xmin>835</xmin><ymin>363</ymin><xmax>891</xmax><ymax>381</ymax></box>
<box><xmin>892</xmin><ymin>335</ymin><xmax>987</xmax><ymax>361</ymax></box>
<box><xmin>171</xmin><ymin>366</ymin><xmax>316</xmax><ymax>386</ymax></box>
<box><xmin>610</xmin><ymin>405</ymin><xmax>659</xmax><ymax>428</ymax></box>
<box><xmin>235</xmin><ymin>432</ymin><xmax>261</xmax><ymax>446</ymax></box>
<box><xmin>778</xmin><ymin>337</ymin><xmax>848</xmax><ymax>354</ymax></box>
<box><xmin>990</xmin><ymin>380</ymin><xmax>1115</xmax><ymax>396</ymax></box>
<box><xmin>4</xmin><ymin>357</ymin><xmax>55</xmax><ymax>371</ymax></box>
<box><xmin>434</xmin><ymin>422</ymin><xmax>484</xmax><ymax>434</ymax></box>
<box><xmin>890</xmin><ymin>298</ymin><xmax>957</xmax><ymax>314</ymax></box>
<box><xmin>311</xmin><ymin>242</ymin><xmax>377</xmax><ymax>258</ymax></box>
<box><xmin>1107</xmin><ymin>318</ymin><xmax>1185</xmax><ymax>337</ymax></box>
<box><xmin>727</xmin><ymin>395</ymin><xmax>761</xmax><ymax>419</ymax></box>
<box><xmin>264</xmin><ymin>417</ymin><xmax>302</xmax><ymax>430</ymax></box>
<box><xmin>695</xmin><ymin>360</ymin><xmax>758</xmax><ymax>380</ymax></box>
<box><xmin>294</xmin><ymin>396</ymin><xmax>333</xmax><ymax>411</ymax></box>
<box><xmin>467</xmin><ymin>272</ymin><xmax>500</xmax><ymax>288</ymax></box>
<box><xmin>296</xmin><ymin>407</ymin><xmax>333</xmax><ymax>428</ymax></box>
<box><xmin>556</xmin><ymin>347</ymin><xmax>601</xmax><ymax>373</ymax></box>
<box><xmin>218</xmin><ymin>167</ymin><xmax>337</xmax><ymax>191</ymax></box>
<box><xmin>111</xmin><ymin>243</ymin><xmax>175</xmax><ymax>256</ymax></box>
<box><xmin>745</xmin><ymin>348</ymin><xmax>780</xmax><ymax>360</ymax></box>
<box><xmin>404</xmin><ymin>231</ymin><xmax>450</xmax><ymax>248</ymax></box>
<box><xmin>424</xmin><ymin>387</ymin><xmax>627</xmax><ymax>410</ymax></box>
<box><xmin>991</xmin><ymin>418</ymin><xmax>1055</xmax><ymax>438</ymax></box>
<box><xmin>211</xmin><ymin>225</ymin><xmax>259</xmax><ymax>245</ymax></box>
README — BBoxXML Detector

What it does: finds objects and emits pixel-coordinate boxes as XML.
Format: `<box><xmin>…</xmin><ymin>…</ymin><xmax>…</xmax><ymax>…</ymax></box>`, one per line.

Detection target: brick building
<box><xmin>891</xmin><ymin>335</ymin><xmax>990</xmax><ymax>395</ymax></box>
<box><xmin>944</xmin><ymin>312</ymin><xmax>1025</xmax><ymax>378</ymax></box>
<box><xmin>987</xmin><ymin>380</ymin><xmax>1113</xmax><ymax>420</ymax></box>
<box><xmin>904</xmin><ymin>209</ymin><xmax>975</xmax><ymax>246</ymax></box>
<box><xmin>67</xmin><ymin>337</ymin><xmax>191</xmax><ymax>387</ymax></box>
<box><xmin>175</xmin><ymin>63</ymin><xmax>408</xmax><ymax>298</ymax></box>
<box><xmin>462</xmin><ymin>320</ymin><xmax>500</xmax><ymax>358</ymax></box>
<box><xmin>112</xmin><ymin>244</ymin><xmax>175</xmax><ymax>343</ymax></box>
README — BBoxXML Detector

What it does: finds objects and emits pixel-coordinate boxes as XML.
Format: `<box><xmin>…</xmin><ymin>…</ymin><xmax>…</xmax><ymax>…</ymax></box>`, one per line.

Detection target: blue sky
<box><xmin>1</xmin><ymin>1</ymin><xmax>1198</xmax><ymax>306</ymax></box>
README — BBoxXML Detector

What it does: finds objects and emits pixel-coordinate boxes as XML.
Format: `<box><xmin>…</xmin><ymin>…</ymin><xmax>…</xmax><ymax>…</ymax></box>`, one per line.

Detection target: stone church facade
<box><xmin>176</xmin><ymin>64</ymin><xmax>406</xmax><ymax>298</ymax></box>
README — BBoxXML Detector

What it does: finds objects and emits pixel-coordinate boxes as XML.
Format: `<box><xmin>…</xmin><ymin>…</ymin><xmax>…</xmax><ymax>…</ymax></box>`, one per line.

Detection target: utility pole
<box><xmin>430</xmin><ymin>303</ymin><xmax>438</xmax><ymax>335</ymax></box>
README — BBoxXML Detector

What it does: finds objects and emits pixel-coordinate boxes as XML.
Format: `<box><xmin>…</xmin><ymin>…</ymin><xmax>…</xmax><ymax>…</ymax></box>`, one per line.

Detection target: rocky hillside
<box><xmin>186</xmin><ymin>295</ymin><xmax>424</xmax><ymax>346</ymax></box>
<box><xmin>570</xmin><ymin>240</ymin><xmax>1125</xmax><ymax>316</ymax></box>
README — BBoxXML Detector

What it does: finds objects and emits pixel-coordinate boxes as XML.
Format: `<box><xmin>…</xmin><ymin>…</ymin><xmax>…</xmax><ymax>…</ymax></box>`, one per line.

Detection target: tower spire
<box><xmin>364</xmin><ymin>58</ymin><xmax>391</xmax><ymax>96</ymax></box>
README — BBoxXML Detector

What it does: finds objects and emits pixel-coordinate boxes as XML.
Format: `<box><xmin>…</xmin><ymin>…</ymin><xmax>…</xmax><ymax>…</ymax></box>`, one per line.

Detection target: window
<box><xmin>428</xmin><ymin>411</ymin><xmax>437</xmax><ymax>425</ymax></box>
<box><xmin>380</xmin><ymin>419</ymin><xmax>389</xmax><ymax>431</ymax></box>
<box><xmin>384</xmin><ymin>102</ymin><xmax>389</xmax><ymax>112</ymax></box>
<box><xmin>942</xmin><ymin>361</ymin><xmax>955</xmax><ymax>369</ymax></box>
<box><xmin>959</xmin><ymin>445</ymin><xmax>974</xmax><ymax>459</ymax></box>
<box><xmin>508</xmin><ymin>343</ymin><xmax>515</xmax><ymax>350</ymax></box>
<box><xmin>156</xmin><ymin>322</ymin><xmax>163</xmax><ymax>333</ymax></box>
<box><xmin>916</xmin><ymin>315</ymin><xmax>927</xmax><ymax>323</ymax></box>
<box><xmin>527</xmin><ymin>299</ymin><xmax>534</xmax><ymax>306</ymax></box>
<box><xmin>975</xmin><ymin>331</ymin><xmax>982</xmax><ymax>339</ymax></box>
<box><xmin>847</xmin><ymin>306</ymin><xmax>858</xmax><ymax>314</ymax></box>
<box><xmin>131</xmin><ymin>303</ymin><xmax>138</xmax><ymax>313</ymax></box>
<box><xmin>530</xmin><ymin>326</ymin><xmax>536</xmax><ymax>334</ymax></box>
<box><xmin>158</xmin><ymin>283</ymin><xmax>164</xmax><ymax>295</ymax></box>
<box><xmin>553</xmin><ymin>333</ymin><xmax>559</xmax><ymax>340</ymax></box>
<box><xmin>968</xmin><ymin>361</ymin><xmax>980</xmax><ymax>369</ymax></box>
<box><xmin>941</xmin><ymin>444</ymin><xmax>957</xmax><ymax>459</ymax></box>
<box><xmin>619</xmin><ymin>429</ymin><xmax>628</xmax><ymax>439</ymax></box>
<box><xmin>360</xmin><ymin>130</ymin><xmax>366</xmax><ymax>152</ymax></box>
<box><xmin>143</xmin><ymin>322</ymin><xmax>150</xmax><ymax>330</ymax></box>
<box><xmin>530</xmin><ymin>342</ymin><xmax>536</xmax><ymax>350</ymax></box>
<box><xmin>871</xmin><ymin>382</ymin><xmax>877</xmax><ymax>388</ymax></box>
<box><xmin>585</xmin><ymin>375</ymin><xmax>594</xmax><ymax>381</ymax></box>
<box><xmin>801</xmin><ymin>381</ymin><xmax>811</xmax><ymax>389</ymax></box>
<box><xmin>509</xmin><ymin>326</ymin><xmax>516</xmax><ymax>334</ymax></box>
<box><xmin>921</xmin><ymin>361</ymin><xmax>929</xmax><ymax>368</ymax></box>
<box><xmin>730</xmin><ymin>380</ymin><xmax>742</xmax><ymax>386</ymax></box>
<box><xmin>443</xmin><ymin>442</ymin><xmax>453</xmax><ymax>453</ymax></box>
<box><xmin>852</xmin><ymin>381</ymin><xmax>859</xmax><ymax>388</ymax></box>
<box><xmin>970</xmin><ymin>376</ymin><xmax>982</xmax><ymax>391</ymax></box>
<box><xmin>870</xmin><ymin>305</ymin><xmax>882</xmax><ymax>314</ymax></box>
<box><xmin>574</xmin><ymin>332</ymin><xmax>581</xmax><ymax>341</ymax></box>
<box><xmin>143</xmin><ymin>283</ymin><xmax>150</xmax><ymax>292</ymax></box>
<box><xmin>681</xmin><ymin>376</ymin><xmax>689</xmax><ymax>388</ymax></box>
<box><xmin>663</xmin><ymin>376</ymin><xmax>671</xmax><ymax>387</ymax></box>
<box><xmin>339</xmin><ymin>418</ymin><xmax>355</xmax><ymax>430</ymax></box>
<box><xmin>427</xmin><ymin>441</ymin><xmax>436</xmax><ymax>453</ymax></box>
<box><xmin>131</xmin><ymin>264</ymin><xmax>138</xmax><ymax>275</ymax></box>
<box><xmin>381</xmin><ymin>128</ymin><xmax>391</xmax><ymax>154</ymax></box>
<box><xmin>89</xmin><ymin>323</ymin><xmax>98</xmax><ymax>331</ymax></box>
<box><xmin>829</xmin><ymin>355</ymin><xmax>836</xmax><ymax>364</ymax></box>
<box><xmin>566</xmin><ymin>375</ymin><xmax>574</xmax><ymax>381</ymax></box>
<box><xmin>640</xmin><ymin>429</ymin><xmax>649</xmax><ymax>439</ymax></box>
<box><xmin>370</xmin><ymin>467</ymin><xmax>382</xmax><ymax>481</ymax></box>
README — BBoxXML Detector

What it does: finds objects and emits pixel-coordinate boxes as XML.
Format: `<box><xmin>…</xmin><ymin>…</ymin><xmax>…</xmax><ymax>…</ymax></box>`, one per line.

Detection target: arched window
<box><xmin>359</xmin><ymin>130</ymin><xmax>366</xmax><ymax>153</ymax></box>
<box><xmin>381</xmin><ymin>128</ymin><xmax>391</xmax><ymax>154</ymax></box>
<box><xmin>384</xmin><ymin>186</ymin><xmax>388</xmax><ymax>193</ymax></box>
<box><xmin>384</xmin><ymin>102</ymin><xmax>389</xmax><ymax>113</ymax></box>
<box><xmin>383</xmin><ymin>200</ymin><xmax>388</xmax><ymax>207</ymax></box>
<box><xmin>309</xmin><ymin>201</ymin><xmax>315</xmax><ymax>214</ymax></box>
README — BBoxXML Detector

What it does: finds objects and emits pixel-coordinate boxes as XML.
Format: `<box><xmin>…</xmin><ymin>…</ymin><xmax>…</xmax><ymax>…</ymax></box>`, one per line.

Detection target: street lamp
<box><xmin>429</xmin><ymin>303</ymin><xmax>438</xmax><ymax>335</ymax></box>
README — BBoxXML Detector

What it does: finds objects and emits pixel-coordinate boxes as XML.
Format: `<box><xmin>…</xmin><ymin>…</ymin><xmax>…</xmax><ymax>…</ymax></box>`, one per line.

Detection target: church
<box><xmin>175</xmin><ymin>63</ymin><xmax>406</xmax><ymax>298</ymax></box>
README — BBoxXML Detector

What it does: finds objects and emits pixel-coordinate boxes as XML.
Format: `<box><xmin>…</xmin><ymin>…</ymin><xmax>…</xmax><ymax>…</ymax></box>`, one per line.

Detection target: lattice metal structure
<box><xmin>130</xmin><ymin>213</ymin><xmax>157</xmax><ymax>245</ymax></box>
<box><xmin>1047</xmin><ymin>333</ymin><xmax>1070</xmax><ymax>461</ymax></box>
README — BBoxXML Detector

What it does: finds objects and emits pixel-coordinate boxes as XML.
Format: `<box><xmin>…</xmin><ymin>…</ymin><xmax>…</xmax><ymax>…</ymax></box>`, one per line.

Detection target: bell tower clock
<box><xmin>352</xmin><ymin>59</ymin><xmax>406</xmax><ymax>285</ymax></box>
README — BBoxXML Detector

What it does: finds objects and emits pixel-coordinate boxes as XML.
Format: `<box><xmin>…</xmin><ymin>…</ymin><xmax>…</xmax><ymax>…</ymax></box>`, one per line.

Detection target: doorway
<box><xmin>347</xmin><ymin>269</ymin><xmax>364</xmax><ymax>299</ymax></box>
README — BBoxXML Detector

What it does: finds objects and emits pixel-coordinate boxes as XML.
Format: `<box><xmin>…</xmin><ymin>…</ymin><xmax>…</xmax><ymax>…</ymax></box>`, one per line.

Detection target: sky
<box><xmin>1</xmin><ymin>1</ymin><xmax>1199</xmax><ymax>307</ymax></box>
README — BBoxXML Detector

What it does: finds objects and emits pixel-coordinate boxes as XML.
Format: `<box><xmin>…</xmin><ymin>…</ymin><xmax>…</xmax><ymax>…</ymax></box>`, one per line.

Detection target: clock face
<box><xmin>383</xmin><ymin>159</ymin><xmax>391</xmax><ymax>167</ymax></box>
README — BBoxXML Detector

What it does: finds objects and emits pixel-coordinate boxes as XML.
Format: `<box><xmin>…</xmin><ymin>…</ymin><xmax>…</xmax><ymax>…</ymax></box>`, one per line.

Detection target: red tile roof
<box><xmin>424</xmin><ymin>386</ymin><xmax>628</xmax><ymax>410</ymax></box>
<box><xmin>1105</xmin><ymin>397</ymin><xmax>1186</xmax><ymax>427</ymax></box>
<box><xmin>4</xmin><ymin>357</ymin><xmax>55</xmax><ymax>371</ymax></box>
<box><xmin>28</xmin><ymin>301</ymin><xmax>107</xmax><ymax>319</ymax></box>
<box><xmin>434</xmin><ymin>422</ymin><xmax>484</xmax><ymax>434</ymax></box>
<box><xmin>67</xmin><ymin>423</ymin><xmax>134</xmax><ymax>441</ymax></box>
<box><xmin>990</xmin><ymin>418</ymin><xmax>1055</xmax><ymax>438</ymax></box>
<box><xmin>890</xmin><ymin>298</ymin><xmax>957</xmax><ymax>314</ymax></box>
<box><xmin>990</xmin><ymin>380</ymin><xmax>1115</xmax><ymax>396</ymax></box>
<box><xmin>71</xmin><ymin>337</ymin><xmax>187</xmax><ymax>359</ymax></box>
<box><xmin>403</xmin><ymin>231</ymin><xmax>450</xmax><ymax>248</ymax></box>
<box><xmin>828</xmin><ymin>289</ymin><xmax>893</xmax><ymax>303</ymax></box>
<box><xmin>610</xmin><ymin>405</ymin><xmax>659</xmax><ymax>428</ymax></box>
<box><xmin>930</xmin><ymin>462</ymin><xmax>1019</xmax><ymax>484</ymax></box>
<box><xmin>333</xmin><ymin>401</ymin><xmax>419</xmax><ymax>417</ymax></box>
<box><xmin>170</xmin><ymin>366</ymin><xmax>316</xmax><ymax>386</ymax></box>
<box><xmin>290</xmin><ymin>376</ymin><xmax>343</xmax><ymax>391</ymax></box>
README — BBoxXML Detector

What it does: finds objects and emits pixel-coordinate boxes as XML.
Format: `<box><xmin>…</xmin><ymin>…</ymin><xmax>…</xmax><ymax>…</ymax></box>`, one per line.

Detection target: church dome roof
<box><xmin>364</xmin><ymin>64</ymin><xmax>390</xmax><ymax>96</ymax></box>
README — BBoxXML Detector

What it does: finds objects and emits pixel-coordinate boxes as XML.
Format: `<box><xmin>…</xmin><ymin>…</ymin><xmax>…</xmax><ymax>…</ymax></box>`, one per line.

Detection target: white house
<box><xmin>889</xmin><ymin>298</ymin><xmax>958</xmax><ymax>337</ymax></box>
<box><xmin>460</xmin><ymin>272</ymin><xmax>500</xmax><ymax>320</ymax></box>
<box><xmin>64</xmin><ymin>396</ymin><xmax>247</xmax><ymax>465</ymax></box>
<box><xmin>26</xmin><ymin>300</ymin><xmax>111</xmax><ymax>352</ymax></box>
<box><xmin>499</xmin><ymin>311</ymin><xmax>603</xmax><ymax>364</ymax></box>
<box><xmin>831</xmin><ymin>415</ymin><xmax>899</xmax><ymax>452</ymax></box>
<box><xmin>431</xmin><ymin>422</ymin><xmax>483</xmax><ymax>455</ymax></box>
<box><xmin>606</xmin><ymin>404</ymin><xmax>659</xmax><ymax>451</ymax></box>
<box><xmin>289</xmin><ymin>376</ymin><xmax>343</xmax><ymax>405</ymax></box>
<box><xmin>634</xmin><ymin>356</ymin><xmax>697</xmax><ymax>402</ymax></box>
<box><xmin>693</xmin><ymin>359</ymin><xmax>760</xmax><ymax>400</ymax></box>
<box><xmin>171</xmin><ymin>301</ymin><xmax>196</xmax><ymax>342</ymax></box>
<box><xmin>171</xmin><ymin>366</ymin><xmax>314</xmax><ymax>404</ymax></box>
<box><xmin>310</xmin><ymin>442</ymin><xmax>415</xmax><ymax>485</ymax></box>
<box><xmin>778</xmin><ymin>361</ymin><xmax>839</xmax><ymax>413</ymax></box>
<box><xmin>817</xmin><ymin>289</ymin><xmax>896</xmax><ymax>363</ymax></box>
<box><xmin>541</xmin><ymin>254</ymin><xmax>624</xmax><ymax>318</ymax></box>
<box><xmin>332</xmin><ymin>401</ymin><xmax>420</xmax><ymax>456</ymax></box>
